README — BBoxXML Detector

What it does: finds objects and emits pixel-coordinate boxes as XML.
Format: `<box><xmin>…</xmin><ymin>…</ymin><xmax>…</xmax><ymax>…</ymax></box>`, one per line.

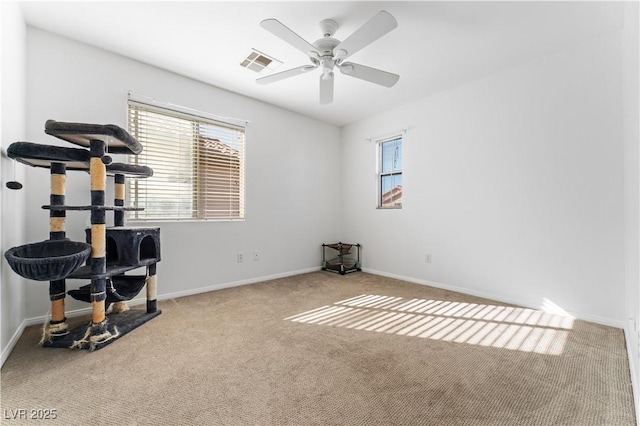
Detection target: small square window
<box><xmin>378</xmin><ymin>137</ymin><xmax>402</xmax><ymax>208</ymax></box>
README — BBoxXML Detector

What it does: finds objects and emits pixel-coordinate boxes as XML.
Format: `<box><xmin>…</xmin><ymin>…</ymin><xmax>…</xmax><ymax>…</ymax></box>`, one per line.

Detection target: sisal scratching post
<box><xmin>88</xmin><ymin>140</ymin><xmax>110</xmax><ymax>345</ymax></box>
<box><xmin>147</xmin><ymin>263</ymin><xmax>158</xmax><ymax>314</ymax></box>
<box><xmin>114</xmin><ymin>173</ymin><xmax>125</xmax><ymax>227</ymax></box>
<box><xmin>111</xmin><ymin>301</ymin><xmax>129</xmax><ymax>313</ymax></box>
<box><xmin>112</xmin><ymin>173</ymin><xmax>129</xmax><ymax>314</ymax></box>
<box><xmin>48</xmin><ymin>162</ymin><xmax>68</xmax><ymax>338</ymax></box>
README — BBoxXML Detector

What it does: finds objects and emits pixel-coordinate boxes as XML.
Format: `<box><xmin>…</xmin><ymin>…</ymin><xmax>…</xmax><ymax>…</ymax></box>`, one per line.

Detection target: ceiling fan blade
<box><xmin>256</xmin><ymin>64</ymin><xmax>317</xmax><ymax>85</ymax></box>
<box><xmin>319</xmin><ymin>73</ymin><xmax>334</xmax><ymax>105</ymax></box>
<box><xmin>260</xmin><ymin>19</ymin><xmax>320</xmax><ymax>57</ymax></box>
<box><xmin>333</xmin><ymin>11</ymin><xmax>397</xmax><ymax>61</ymax></box>
<box><xmin>338</xmin><ymin>62</ymin><xmax>399</xmax><ymax>87</ymax></box>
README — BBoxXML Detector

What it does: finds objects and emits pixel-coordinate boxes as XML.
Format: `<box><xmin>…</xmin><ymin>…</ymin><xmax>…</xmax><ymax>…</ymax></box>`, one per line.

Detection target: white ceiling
<box><xmin>19</xmin><ymin>1</ymin><xmax>623</xmax><ymax>127</ymax></box>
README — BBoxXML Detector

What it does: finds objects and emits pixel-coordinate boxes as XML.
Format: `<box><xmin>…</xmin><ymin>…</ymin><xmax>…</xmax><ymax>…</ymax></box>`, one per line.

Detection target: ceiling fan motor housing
<box><xmin>313</xmin><ymin>36</ymin><xmax>340</xmax><ymax>56</ymax></box>
<box><xmin>319</xmin><ymin>19</ymin><xmax>338</xmax><ymax>38</ymax></box>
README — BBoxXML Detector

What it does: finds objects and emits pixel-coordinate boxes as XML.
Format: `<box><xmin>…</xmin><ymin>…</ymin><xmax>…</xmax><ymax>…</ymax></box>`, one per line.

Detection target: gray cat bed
<box><xmin>4</xmin><ymin>239</ymin><xmax>91</xmax><ymax>281</ymax></box>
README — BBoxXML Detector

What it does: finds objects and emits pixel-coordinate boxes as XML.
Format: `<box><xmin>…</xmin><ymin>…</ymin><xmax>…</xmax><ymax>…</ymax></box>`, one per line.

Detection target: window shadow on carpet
<box><xmin>285</xmin><ymin>294</ymin><xmax>574</xmax><ymax>355</ymax></box>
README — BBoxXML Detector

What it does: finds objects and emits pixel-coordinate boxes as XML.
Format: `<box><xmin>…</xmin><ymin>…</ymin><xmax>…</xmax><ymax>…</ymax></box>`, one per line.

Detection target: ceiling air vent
<box><xmin>240</xmin><ymin>49</ymin><xmax>282</xmax><ymax>74</ymax></box>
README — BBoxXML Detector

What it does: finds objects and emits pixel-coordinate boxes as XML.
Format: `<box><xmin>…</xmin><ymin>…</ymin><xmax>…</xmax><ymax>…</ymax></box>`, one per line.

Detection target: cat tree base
<box><xmin>42</xmin><ymin>309</ymin><xmax>161</xmax><ymax>351</ymax></box>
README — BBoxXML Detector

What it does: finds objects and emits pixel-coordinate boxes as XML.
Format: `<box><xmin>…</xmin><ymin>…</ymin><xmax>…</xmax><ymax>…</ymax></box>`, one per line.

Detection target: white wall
<box><xmin>623</xmin><ymin>1</ymin><xmax>640</xmax><ymax>418</ymax></box>
<box><xmin>1</xmin><ymin>2</ymin><xmax>28</xmax><ymax>363</ymax></box>
<box><xmin>341</xmin><ymin>29</ymin><xmax>626</xmax><ymax>326</ymax></box>
<box><xmin>23</xmin><ymin>28</ymin><xmax>341</xmax><ymax>318</ymax></box>
<box><xmin>6</xmin><ymin>5</ymin><xmax>636</xmax><ymax>369</ymax></box>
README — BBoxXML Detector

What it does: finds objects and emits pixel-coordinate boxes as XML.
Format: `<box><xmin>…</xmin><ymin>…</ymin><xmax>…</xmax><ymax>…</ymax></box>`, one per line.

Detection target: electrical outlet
<box><xmin>253</xmin><ymin>251</ymin><xmax>260</xmax><ymax>261</ymax></box>
<box><xmin>237</xmin><ymin>252</ymin><xmax>243</xmax><ymax>263</ymax></box>
<box><xmin>425</xmin><ymin>254</ymin><xmax>432</xmax><ymax>264</ymax></box>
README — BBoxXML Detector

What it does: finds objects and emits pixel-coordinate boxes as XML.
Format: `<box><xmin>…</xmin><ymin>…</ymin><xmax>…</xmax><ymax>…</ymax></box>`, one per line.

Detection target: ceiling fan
<box><xmin>257</xmin><ymin>10</ymin><xmax>400</xmax><ymax>105</ymax></box>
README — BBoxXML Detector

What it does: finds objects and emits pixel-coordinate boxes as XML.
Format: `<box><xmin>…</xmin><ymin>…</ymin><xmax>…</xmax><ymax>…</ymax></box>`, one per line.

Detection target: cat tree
<box><xmin>4</xmin><ymin>120</ymin><xmax>161</xmax><ymax>350</ymax></box>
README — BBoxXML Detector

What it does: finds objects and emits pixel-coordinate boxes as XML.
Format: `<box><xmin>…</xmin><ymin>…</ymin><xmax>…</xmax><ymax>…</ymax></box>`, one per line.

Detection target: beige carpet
<box><xmin>1</xmin><ymin>271</ymin><xmax>635</xmax><ymax>425</ymax></box>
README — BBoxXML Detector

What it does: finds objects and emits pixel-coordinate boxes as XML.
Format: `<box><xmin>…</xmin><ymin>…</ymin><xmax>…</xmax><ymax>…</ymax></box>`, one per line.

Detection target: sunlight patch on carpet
<box><xmin>285</xmin><ymin>294</ymin><xmax>574</xmax><ymax>355</ymax></box>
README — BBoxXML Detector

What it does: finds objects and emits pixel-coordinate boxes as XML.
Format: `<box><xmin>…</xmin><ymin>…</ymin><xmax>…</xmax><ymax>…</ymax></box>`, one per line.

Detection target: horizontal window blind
<box><xmin>127</xmin><ymin>100</ymin><xmax>245</xmax><ymax>220</ymax></box>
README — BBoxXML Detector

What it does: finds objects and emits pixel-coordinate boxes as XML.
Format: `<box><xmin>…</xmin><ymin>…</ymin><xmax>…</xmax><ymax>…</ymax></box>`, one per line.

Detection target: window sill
<box><xmin>126</xmin><ymin>218</ymin><xmax>245</xmax><ymax>223</ymax></box>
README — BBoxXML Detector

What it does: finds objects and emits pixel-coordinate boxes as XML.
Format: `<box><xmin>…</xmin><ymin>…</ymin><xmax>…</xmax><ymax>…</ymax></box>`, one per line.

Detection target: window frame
<box><xmin>126</xmin><ymin>99</ymin><xmax>246</xmax><ymax>222</ymax></box>
<box><xmin>377</xmin><ymin>135</ymin><xmax>403</xmax><ymax>209</ymax></box>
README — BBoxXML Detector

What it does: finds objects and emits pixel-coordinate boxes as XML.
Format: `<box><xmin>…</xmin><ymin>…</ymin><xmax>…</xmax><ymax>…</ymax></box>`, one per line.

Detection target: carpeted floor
<box><xmin>1</xmin><ymin>271</ymin><xmax>635</xmax><ymax>425</ymax></box>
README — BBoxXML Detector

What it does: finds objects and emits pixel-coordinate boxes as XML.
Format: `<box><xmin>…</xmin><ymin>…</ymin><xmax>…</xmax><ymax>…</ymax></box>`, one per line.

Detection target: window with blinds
<box><xmin>127</xmin><ymin>101</ymin><xmax>245</xmax><ymax>220</ymax></box>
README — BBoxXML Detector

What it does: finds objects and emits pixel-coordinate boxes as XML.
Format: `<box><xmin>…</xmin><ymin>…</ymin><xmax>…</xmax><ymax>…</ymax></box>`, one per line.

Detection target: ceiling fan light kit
<box><xmin>257</xmin><ymin>10</ymin><xmax>400</xmax><ymax>105</ymax></box>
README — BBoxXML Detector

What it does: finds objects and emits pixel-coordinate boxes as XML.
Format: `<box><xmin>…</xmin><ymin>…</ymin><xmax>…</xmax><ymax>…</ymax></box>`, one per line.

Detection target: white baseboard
<box><xmin>2</xmin><ymin>267</ymin><xmax>322</xmax><ymax>366</ymax></box>
<box><xmin>3</xmin><ymin>266</ymin><xmax>625</xmax><ymax>367</ymax></box>
<box><xmin>624</xmin><ymin>325</ymin><xmax>640</xmax><ymax>425</ymax></box>
<box><xmin>1</xmin><ymin>320</ymin><xmax>27</xmax><ymax>367</ymax></box>
<box><xmin>157</xmin><ymin>267</ymin><xmax>321</xmax><ymax>302</ymax></box>
<box><xmin>24</xmin><ymin>267</ymin><xmax>323</xmax><ymax>325</ymax></box>
<box><xmin>362</xmin><ymin>268</ymin><xmax>625</xmax><ymax>329</ymax></box>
